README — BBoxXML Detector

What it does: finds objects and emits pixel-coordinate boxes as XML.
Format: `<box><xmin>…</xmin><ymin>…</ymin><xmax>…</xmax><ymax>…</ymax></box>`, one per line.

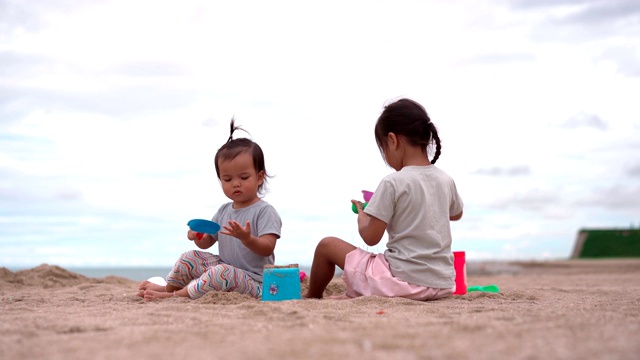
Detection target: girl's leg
<box><xmin>186</xmin><ymin>264</ymin><xmax>262</xmax><ymax>299</ymax></box>
<box><xmin>140</xmin><ymin>250</ymin><xmax>222</xmax><ymax>301</ymax></box>
<box><xmin>304</xmin><ymin>236</ymin><xmax>356</xmax><ymax>299</ymax></box>
<box><xmin>137</xmin><ymin>281</ymin><xmax>165</xmax><ymax>297</ymax></box>
<box><xmin>142</xmin><ymin>287</ymin><xmax>189</xmax><ymax>301</ymax></box>
<box><xmin>165</xmin><ymin>250</ymin><xmax>222</xmax><ymax>292</ymax></box>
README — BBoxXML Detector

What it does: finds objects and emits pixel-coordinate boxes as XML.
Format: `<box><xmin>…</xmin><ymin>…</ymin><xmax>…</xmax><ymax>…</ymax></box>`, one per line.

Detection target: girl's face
<box><xmin>218</xmin><ymin>152</ymin><xmax>264</xmax><ymax>208</ymax></box>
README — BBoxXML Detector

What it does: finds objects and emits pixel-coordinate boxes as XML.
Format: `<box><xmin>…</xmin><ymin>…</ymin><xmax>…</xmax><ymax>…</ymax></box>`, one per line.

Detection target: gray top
<box><xmin>364</xmin><ymin>165</ymin><xmax>464</xmax><ymax>288</ymax></box>
<box><xmin>212</xmin><ymin>200</ymin><xmax>282</xmax><ymax>282</ymax></box>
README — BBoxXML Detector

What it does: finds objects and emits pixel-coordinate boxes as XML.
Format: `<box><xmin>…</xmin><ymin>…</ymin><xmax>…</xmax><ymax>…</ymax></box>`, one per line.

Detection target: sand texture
<box><xmin>1</xmin><ymin>259</ymin><xmax>639</xmax><ymax>360</ymax></box>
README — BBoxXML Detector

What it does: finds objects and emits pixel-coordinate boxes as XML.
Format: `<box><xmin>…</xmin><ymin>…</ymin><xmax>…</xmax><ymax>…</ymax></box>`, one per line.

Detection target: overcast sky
<box><xmin>1</xmin><ymin>0</ymin><xmax>639</xmax><ymax>269</ymax></box>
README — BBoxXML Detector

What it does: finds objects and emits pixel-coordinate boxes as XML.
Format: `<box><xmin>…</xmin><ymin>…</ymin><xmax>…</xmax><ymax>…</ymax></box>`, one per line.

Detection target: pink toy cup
<box><xmin>362</xmin><ymin>190</ymin><xmax>374</xmax><ymax>202</ymax></box>
<box><xmin>453</xmin><ymin>251</ymin><xmax>467</xmax><ymax>295</ymax></box>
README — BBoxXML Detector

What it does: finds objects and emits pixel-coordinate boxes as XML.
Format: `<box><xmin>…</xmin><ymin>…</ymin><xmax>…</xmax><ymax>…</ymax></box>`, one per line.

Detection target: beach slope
<box><xmin>1</xmin><ymin>259</ymin><xmax>639</xmax><ymax>360</ymax></box>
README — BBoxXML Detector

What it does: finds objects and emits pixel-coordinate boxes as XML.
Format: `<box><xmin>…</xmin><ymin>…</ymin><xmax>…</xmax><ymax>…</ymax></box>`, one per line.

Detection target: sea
<box><xmin>66</xmin><ymin>267</ymin><xmax>175</xmax><ymax>281</ymax></box>
<box><xmin>9</xmin><ymin>265</ymin><xmax>316</xmax><ymax>282</ymax></box>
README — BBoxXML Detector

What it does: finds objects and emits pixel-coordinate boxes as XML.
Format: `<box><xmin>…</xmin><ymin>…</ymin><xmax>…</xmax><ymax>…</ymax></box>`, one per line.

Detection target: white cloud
<box><xmin>1</xmin><ymin>0</ymin><xmax>639</xmax><ymax>268</ymax></box>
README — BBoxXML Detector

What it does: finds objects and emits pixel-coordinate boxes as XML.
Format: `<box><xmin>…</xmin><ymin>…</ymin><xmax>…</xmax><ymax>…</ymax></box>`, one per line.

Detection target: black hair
<box><xmin>374</xmin><ymin>98</ymin><xmax>442</xmax><ymax>164</ymax></box>
<box><xmin>214</xmin><ymin>118</ymin><xmax>271</xmax><ymax>195</ymax></box>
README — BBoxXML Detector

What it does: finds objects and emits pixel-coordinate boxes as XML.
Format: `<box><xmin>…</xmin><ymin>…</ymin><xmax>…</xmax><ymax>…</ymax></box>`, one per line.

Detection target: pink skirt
<box><xmin>342</xmin><ymin>248</ymin><xmax>453</xmax><ymax>301</ymax></box>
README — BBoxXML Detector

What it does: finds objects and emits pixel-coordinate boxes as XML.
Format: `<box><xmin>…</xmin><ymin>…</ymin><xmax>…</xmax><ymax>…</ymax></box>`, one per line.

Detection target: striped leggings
<box><xmin>166</xmin><ymin>250</ymin><xmax>262</xmax><ymax>299</ymax></box>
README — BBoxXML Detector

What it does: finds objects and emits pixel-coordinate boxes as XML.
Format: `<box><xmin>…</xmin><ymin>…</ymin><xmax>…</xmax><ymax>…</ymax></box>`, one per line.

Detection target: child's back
<box><xmin>365</xmin><ymin>165</ymin><xmax>463</xmax><ymax>288</ymax></box>
<box><xmin>304</xmin><ymin>98</ymin><xmax>463</xmax><ymax>300</ymax></box>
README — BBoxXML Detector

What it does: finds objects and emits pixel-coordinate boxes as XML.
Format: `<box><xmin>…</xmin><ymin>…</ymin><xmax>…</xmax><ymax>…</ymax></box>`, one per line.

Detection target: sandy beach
<box><xmin>1</xmin><ymin>259</ymin><xmax>639</xmax><ymax>360</ymax></box>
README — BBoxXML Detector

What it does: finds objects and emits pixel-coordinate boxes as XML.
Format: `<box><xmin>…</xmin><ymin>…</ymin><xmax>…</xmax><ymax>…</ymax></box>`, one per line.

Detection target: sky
<box><xmin>1</xmin><ymin>0</ymin><xmax>639</xmax><ymax>269</ymax></box>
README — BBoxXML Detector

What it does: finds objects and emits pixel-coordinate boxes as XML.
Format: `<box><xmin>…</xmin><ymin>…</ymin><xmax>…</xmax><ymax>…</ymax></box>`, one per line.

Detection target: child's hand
<box><xmin>351</xmin><ymin>200</ymin><xmax>365</xmax><ymax>214</ymax></box>
<box><xmin>187</xmin><ymin>229</ymin><xmax>204</xmax><ymax>240</ymax></box>
<box><xmin>222</xmin><ymin>220</ymin><xmax>252</xmax><ymax>243</ymax></box>
<box><xmin>187</xmin><ymin>229</ymin><xmax>198</xmax><ymax>241</ymax></box>
<box><xmin>187</xmin><ymin>230</ymin><xmax>207</xmax><ymax>241</ymax></box>
<box><xmin>188</xmin><ymin>230</ymin><xmax>211</xmax><ymax>249</ymax></box>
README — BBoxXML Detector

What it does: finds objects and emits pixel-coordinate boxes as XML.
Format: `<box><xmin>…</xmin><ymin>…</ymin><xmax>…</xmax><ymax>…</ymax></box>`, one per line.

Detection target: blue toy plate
<box><xmin>187</xmin><ymin>219</ymin><xmax>221</xmax><ymax>234</ymax></box>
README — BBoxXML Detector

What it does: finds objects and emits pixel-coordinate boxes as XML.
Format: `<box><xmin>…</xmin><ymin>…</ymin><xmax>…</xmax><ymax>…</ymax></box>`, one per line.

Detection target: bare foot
<box><xmin>137</xmin><ymin>280</ymin><xmax>166</xmax><ymax>297</ymax></box>
<box><xmin>143</xmin><ymin>289</ymin><xmax>174</xmax><ymax>301</ymax></box>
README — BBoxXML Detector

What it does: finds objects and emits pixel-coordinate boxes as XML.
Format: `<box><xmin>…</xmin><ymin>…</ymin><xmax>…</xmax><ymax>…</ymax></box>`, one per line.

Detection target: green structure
<box><xmin>571</xmin><ymin>228</ymin><xmax>640</xmax><ymax>258</ymax></box>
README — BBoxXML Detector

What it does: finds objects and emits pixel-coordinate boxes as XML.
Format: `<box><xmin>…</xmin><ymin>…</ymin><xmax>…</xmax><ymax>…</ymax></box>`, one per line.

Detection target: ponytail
<box><xmin>430</xmin><ymin>123</ymin><xmax>441</xmax><ymax>164</ymax></box>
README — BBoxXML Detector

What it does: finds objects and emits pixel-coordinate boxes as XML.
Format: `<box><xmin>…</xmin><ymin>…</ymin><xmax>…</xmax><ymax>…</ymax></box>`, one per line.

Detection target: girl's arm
<box><xmin>187</xmin><ymin>230</ymin><xmax>217</xmax><ymax>249</ymax></box>
<box><xmin>353</xmin><ymin>200</ymin><xmax>387</xmax><ymax>246</ymax></box>
<box><xmin>243</xmin><ymin>233</ymin><xmax>278</xmax><ymax>257</ymax></box>
<box><xmin>222</xmin><ymin>220</ymin><xmax>278</xmax><ymax>256</ymax></box>
<box><xmin>450</xmin><ymin>210</ymin><xmax>463</xmax><ymax>221</ymax></box>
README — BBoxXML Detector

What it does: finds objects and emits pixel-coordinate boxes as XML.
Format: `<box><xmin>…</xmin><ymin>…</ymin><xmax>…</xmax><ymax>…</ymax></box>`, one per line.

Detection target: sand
<box><xmin>1</xmin><ymin>259</ymin><xmax>639</xmax><ymax>360</ymax></box>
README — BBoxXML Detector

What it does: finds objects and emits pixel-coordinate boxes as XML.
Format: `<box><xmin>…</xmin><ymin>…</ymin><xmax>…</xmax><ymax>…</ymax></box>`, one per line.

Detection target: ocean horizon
<box><xmin>7</xmin><ymin>265</ymin><xmax>316</xmax><ymax>282</ymax></box>
<box><xmin>5</xmin><ymin>259</ymin><xmax>532</xmax><ymax>282</ymax></box>
<box><xmin>6</xmin><ymin>258</ymin><xmax>555</xmax><ymax>282</ymax></box>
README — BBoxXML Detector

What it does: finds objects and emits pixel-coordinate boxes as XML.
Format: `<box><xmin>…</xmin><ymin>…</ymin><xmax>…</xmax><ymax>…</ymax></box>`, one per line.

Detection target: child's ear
<box><xmin>387</xmin><ymin>132</ymin><xmax>399</xmax><ymax>149</ymax></box>
<box><xmin>257</xmin><ymin>170</ymin><xmax>265</xmax><ymax>184</ymax></box>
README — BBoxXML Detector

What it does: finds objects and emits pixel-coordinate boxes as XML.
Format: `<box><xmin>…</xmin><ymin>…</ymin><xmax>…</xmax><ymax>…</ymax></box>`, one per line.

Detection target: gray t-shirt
<box><xmin>364</xmin><ymin>165</ymin><xmax>464</xmax><ymax>288</ymax></box>
<box><xmin>211</xmin><ymin>200</ymin><xmax>282</xmax><ymax>282</ymax></box>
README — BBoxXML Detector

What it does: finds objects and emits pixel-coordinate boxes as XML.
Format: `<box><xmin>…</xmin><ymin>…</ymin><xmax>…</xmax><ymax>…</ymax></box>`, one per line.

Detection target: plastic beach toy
<box><xmin>147</xmin><ymin>276</ymin><xmax>167</xmax><ymax>286</ymax></box>
<box><xmin>352</xmin><ymin>190</ymin><xmax>374</xmax><ymax>214</ymax></box>
<box><xmin>262</xmin><ymin>264</ymin><xmax>302</xmax><ymax>302</ymax></box>
<box><xmin>187</xmin><ymin>219</ymin><xmax>221</xmax><ymax>234</ymax></box>
<box><xmin>467</xmin><ymin>284</ymin><xmax>500</xmax><ymax>293</ymax></box>
<box><xmin>453</xmin><ymin>251</ymin><xmax>467</xmax><ymax>295</ymax></box>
